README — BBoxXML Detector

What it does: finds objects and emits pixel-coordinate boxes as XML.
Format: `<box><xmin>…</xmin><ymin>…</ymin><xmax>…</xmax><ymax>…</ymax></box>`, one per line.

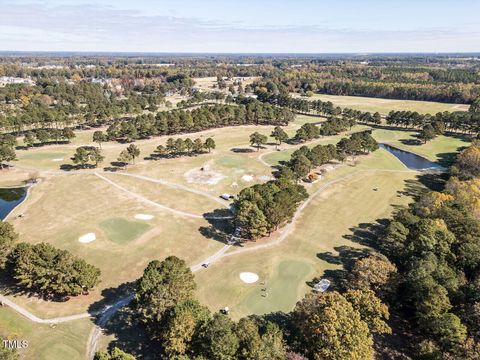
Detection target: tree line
<box><xmin>361</xmin><ymin>141</ymin><xmax>480</xmax><ymax>358</ymax></box>
<box><xmin>252</xmin><ymin>66</ymin><xmax>480</xmax><ymax>104</ymax></box>
<box><xmin>102</xmin><ymin>102</ymin><xmax>293</xmax><ymax>143</ymax></box>
<box><xmin>0</xmin><ymin>80</ymin><xmax>164</xmax><ymax>133</ymax></box>
<box><xmin>386</xmin><ymin>109</ymin><xmax>480</xmax><ymax>135</ymax></box>
<box><xmin>0</xmin><ymin>133</ymin><xmax>17</xmax><ymax>168</ymax></box>
<box><xmin>96</xmin><ymin>254</ymin><xmax>392</xmax><ymax>359</ymax></box>
<box><xmin>276</xmin><ymin>131</ymin><xmax>378</xmax><ymax>182</ymax></box>
<box><xmin>152</xmin><ymin>137</ymin><xmax>216</xmax><ymax>159</ymax></box>
<box><xmin>236</xmin><ymin>131</ymin><xmax>378</xmax><ymax>241</ymax></box>
<box><xmin>0</xmin><ymin>221</ymin><xmax>101</xmax><ymax>299</ymax></box>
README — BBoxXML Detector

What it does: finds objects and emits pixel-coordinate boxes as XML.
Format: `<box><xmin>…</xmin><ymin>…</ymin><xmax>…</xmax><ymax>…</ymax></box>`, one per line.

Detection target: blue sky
<box><xmin>0</xmin><ymin>0</ymin><xmax>478</xmax><ymax>53</ymax></box>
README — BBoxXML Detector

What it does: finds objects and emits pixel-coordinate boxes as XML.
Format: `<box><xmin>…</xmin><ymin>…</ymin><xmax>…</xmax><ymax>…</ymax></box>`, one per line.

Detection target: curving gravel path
<box><xmin>106</xmin><ymin>171</ymin><xmax>229</xmax><ymax>208</ymax></box>
<box><xmin>94</xmin><ymin>173</ymin><xmax>232</xmax><ymax>220</ymax></box>
<box><xmin>1</xmin><ymin>159</ymin><xmax>417</xmax><ymax>359</ymax></box>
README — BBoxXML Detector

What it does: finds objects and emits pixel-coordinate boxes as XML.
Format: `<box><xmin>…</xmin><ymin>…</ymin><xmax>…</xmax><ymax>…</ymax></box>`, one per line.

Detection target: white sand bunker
<box><xmin>185</xmin><ymin>166</ymin><xmax>225</xmax><ymax>185</ymax></box>
<box><xmin>240</xmin><ymin>272</ymin><xmax>259</xmax><ymax>284</ymax></box>
<box><xmin>78</xmin><ymin>233</ymin><xmax>96</xmax><ymax>244</ymax></box>
<box><xmin>241</xmin><ymin>175</ymin><xmax>254</xmax><ymax>182</ymax></box>
<box><xmin>135</xmin><ymin>214</ymin><xmax>154</xmax><ymax>220</ymax></box>
<box><xmin>259</xmin><ymin>175</ymin><xmax>273</xmax><ymax>182</ymax></box>
<box><xmin>51</xmin><ymin>158</ymin><xmax>64</xmax><ymax>162</ymax></box>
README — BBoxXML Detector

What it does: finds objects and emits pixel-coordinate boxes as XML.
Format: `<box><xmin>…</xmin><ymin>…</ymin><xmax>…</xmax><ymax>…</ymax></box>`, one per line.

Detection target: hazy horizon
<box><xmin>0</xmin><ymin>0</ymin><xmax>478</xmax><ymax>53</ymax></box>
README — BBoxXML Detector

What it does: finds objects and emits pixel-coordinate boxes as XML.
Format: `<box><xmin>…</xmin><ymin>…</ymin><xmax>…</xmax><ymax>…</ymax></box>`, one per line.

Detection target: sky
<box><xmin>0</xmin><ymin>0</ymin><xmax>479</xmax><ymax>53</ymax></box>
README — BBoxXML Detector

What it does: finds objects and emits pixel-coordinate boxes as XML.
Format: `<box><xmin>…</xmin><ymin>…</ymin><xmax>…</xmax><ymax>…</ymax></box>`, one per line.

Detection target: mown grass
<box><xmin>297</xmin><ymin>93</ymin><xmax>469</xmax><ymax>115</ymax></box>
<box><xmin>0</xmin><ymin>307</ymin><xmax>92</xmax><ymax>360</ymax></box>
<box><xmin>195</xmin><ymin>150</ymin><xmax>417</xmax><ymax>319</ymax></box>
<box><xmin>373</xmin><ymin>129</ymin><xmax>471</xmax><ymax>164</ymax></box>
<box><xmin>99</xmin><ymin>218</ymin><xmax>151</xmax><ymax>245</ymax></box>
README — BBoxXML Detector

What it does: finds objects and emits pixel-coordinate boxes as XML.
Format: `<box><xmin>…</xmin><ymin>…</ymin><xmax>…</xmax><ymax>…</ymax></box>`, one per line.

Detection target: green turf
<box><xmin>298</xmin><ymin>93</ymin><xmax>469</xmax><ymax>115</ymax></box>
<box><xmin>215</xmin><ymin>154</ymin><xmax>249</xmax><ymax>169</ymax></box>
<box><xmin>242</xmin><ymin>260</ymin><xmax>311</xmax><ymax>315</ymax></box>
<box><xmin>373</xmin><ymin>129</ymin><xmax>471</xmax><ymax>164</ymax></box>
<box><xmin>19</xmin><ymin>152</ymin><xmax>68</xmax><ymax>161</ymax></box>
<box><xmin>0</xmin><ymin>307</ymin><xmax>92</xmax><ymax>360</ymax></box>
<box><xmin>99</xmin><ymin>217</ymin><xmax>151</xmax><ymax>245</ymax></box>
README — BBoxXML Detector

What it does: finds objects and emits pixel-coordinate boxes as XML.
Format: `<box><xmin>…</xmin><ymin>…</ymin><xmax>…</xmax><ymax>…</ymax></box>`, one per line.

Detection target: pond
<box><xmin>0</xmin><ymin>187</ymin><xmax>27</xmax><ymax>220</ymax></box>
<box><xmin>380</xmin><ymin>143</ymin><xmax>444</xmax><ymax>171</ymax></box>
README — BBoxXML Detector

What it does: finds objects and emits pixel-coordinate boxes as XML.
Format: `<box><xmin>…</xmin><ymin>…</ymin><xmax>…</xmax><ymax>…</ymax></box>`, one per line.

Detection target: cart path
<box><xmin>0</xmin><ymin>165</ymin><xmax>416</xmax><ymax>359</ymax></box>
<box><xmin>87</xmin><ymin>244</ymin><xmax>231</xmax><ymax>359</ymax></box>
<box><xmin>94</xmin><ymin>172</ymin><xmax>232</xmax><ymax>220</ymax></box>
<box><xmin>106</xmin><ymin>171</ymin><xmax>229</xmax><ymax>208</ymax></box>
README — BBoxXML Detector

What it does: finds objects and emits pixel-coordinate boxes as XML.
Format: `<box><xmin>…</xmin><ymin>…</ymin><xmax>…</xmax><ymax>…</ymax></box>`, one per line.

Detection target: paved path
<box><xmin>0</xmin><ymin>161</ymin><xmax>417</xmax><ymax>359</ymax></box>
<box><xmin>85</xmin><ymin>166</ymin><xmax>420</xmax><ymax>358</ymax></box>
<box><xmin>106</xmin><ymin>172</ymin><xmax>229</xmax><ymax>208</ymax></box>
<box><xmin>86</xmin><ymin>294</ymin><xmax>135</xmax><ymax>360</ymax></box>
<box><xmin>86</xmin><ymin>244</ymin><xmax>231</xmax><ymax>359</ymax></box>
<box><xmin>0</xmin><ymin>294</ymin><xmax>98</xmax><ymax>324</ymax></box>
<box><xmin>94</xmin><ymin>173</ymin><xmax>232</xmax><ymax>220</ymax></box>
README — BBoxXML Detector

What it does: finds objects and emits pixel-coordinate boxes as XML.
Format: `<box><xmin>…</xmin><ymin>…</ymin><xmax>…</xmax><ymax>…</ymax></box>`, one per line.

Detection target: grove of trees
<box><xmin>0</xmin><ymin>221</ymin><xmax>101</xmax><ymax>299</ymax></box>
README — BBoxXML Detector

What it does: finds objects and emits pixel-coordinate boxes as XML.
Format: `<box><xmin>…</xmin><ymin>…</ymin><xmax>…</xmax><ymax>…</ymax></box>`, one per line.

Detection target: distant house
<box><xmin>0</xmin><ymin>76</ymin><xmax>35</xmax><ymax>87</ymax></box>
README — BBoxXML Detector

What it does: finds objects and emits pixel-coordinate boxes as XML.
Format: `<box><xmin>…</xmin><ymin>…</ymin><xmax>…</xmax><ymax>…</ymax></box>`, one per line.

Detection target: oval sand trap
<box><xmin>52</xmin><ymin>158</ymin><xmax>64</xmax><ymax>162</ymax></box>
<box><xmin>134</xmin><ymin>214</ymin><xmax>154</xmax><ymax>220</ymax></box>
<box><xmin>241</xmin><ymin>175</ymin><xmax>254</xmax><ymax>182</ymax></box>
<box><xmin>240</xmin><ymin>272</ymin><xmax>259</xmax><ymax>284</ymax></box>
<box><xmin>79</xmin><ymin>233</ymin><xmax>96</xmax><ymax>243</ymax></box>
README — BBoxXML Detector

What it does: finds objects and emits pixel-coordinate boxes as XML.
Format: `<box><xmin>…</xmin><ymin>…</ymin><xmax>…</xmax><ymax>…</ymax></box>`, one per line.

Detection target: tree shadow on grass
<box><xmin>88</xmin><ymin>281</ymin><xmax>137</xmax><ymax>315</ymax></box>
<box><xmin>97</xmin><ymin>306</ymin><xmax>160</xmax><ymax>359</ymax></box>
<box><xmin>84</xmin><ymin>280</ymin><xmax>165</xmax><ymax>358</ymax></box>
<box><xmin>314</xmin><ymin>245</ymin><xmax>373</xmax><ymax>292</ymax></box>
<box><xmin>399</xmin><ymin>138</ymin><xmax>422</xmax><ymax>146</ymax></box>
<box><xmin>342</xmin><ymin>219</ymin><xmax>389</xmax><ymax>248</ymax></box>
<box><xmin>0</xmin><ymin>272</ymin><xmax>79</xmax><ymax>302</ymax></box>
<box><xmin>199</xmin><ymin>209</ymin><xmax>234</xmax><ymax>245</ymax></box>
<box><xmin>59</xmin><ymin>163</ymin><xmax>98</xmax><ymax>171</ymax></box>
<box><xmin>230</xmin><ymin>147</ymin><xmax>255</xmax><ymax>153</ymax></box>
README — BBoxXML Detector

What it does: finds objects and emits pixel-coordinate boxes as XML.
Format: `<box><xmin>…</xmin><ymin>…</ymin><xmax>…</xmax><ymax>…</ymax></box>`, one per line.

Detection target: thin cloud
<box><xmin>0</xmin><ymin>1</ymin><xmax>478</xmax><ymax>52</ymax></box>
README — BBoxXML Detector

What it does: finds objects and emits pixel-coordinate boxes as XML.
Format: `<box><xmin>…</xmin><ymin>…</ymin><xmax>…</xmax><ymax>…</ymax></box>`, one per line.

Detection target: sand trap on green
<box><xmin>99</xmin><ymin>217</ymin><xmax>151</xmax><ymax>245</ymax></box>
<box><xmin>134</xmin><ymin>214</ymin><xmax>154</xmax><ymax>220</ymax></box>
<box><xmin>78</xmin><ymin>232</ymin><xmax>96</xmax><ymax>243</ymax></box>
<box><xmin>240</xmin><ymin>272</ymin><xmax>259</xmax><ymax>284</ymax></box>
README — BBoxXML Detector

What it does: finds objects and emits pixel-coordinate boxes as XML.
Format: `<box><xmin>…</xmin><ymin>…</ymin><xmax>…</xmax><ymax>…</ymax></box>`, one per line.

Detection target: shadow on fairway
<box><xmin>399</xmin><ymin>138</ymin><xmax>422</xmax><ymax>146</ymax></box>
<box><xmin>314</xmin><ymin>245</ymin><xmax>374</xmax><ymax>292</ymax></box>
<box><xmin>88</xmin><ymin>281</ymin><xmax>136</xmax><ymax>315</ymax></box>
<box><xmin>342</xmin><ymin>219</ymin><xmax>389</xmax><ymax>248</ymax></box>
<box><xmin>95</xmin><ymin>305</ymin><xmax>158</xmax><ymax>359</ymax></box>
<box><xmin>199</xmin><ymin>210</ymin><xmax>234</xmax><ymax>244</ymax></box>
<box><xmin>231</xmin><ymin>147</ymin><xmax>255</xmax><ymax>153</ymax></box>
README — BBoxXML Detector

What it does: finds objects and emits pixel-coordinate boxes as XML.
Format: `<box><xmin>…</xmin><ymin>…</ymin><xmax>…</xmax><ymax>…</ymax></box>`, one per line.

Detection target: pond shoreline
<box><xmin>0</xmin><ymin>183</ymin><xmax>35</xmax><ymax>221</ymax></box>
<box><xmin>379</xmin><ymin>143</ymin><xmax>446</xmax><ymax>171</ymax></box>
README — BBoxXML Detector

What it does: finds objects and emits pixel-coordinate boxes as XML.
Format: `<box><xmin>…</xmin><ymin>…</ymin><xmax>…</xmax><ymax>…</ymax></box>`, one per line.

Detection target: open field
<box><xmin>4</xmin><ymin>172</ymin><xmax>225</xmax><ymax>318</ymax></box>
<box><xmin>0</xmin><ymin>108</ymin><xmax>465</xmax><ymax>358</ymax></box>
<box><xmin>193</xmin><ymin>76</ymin><xmax>260</xmax><ymax>93</ymax></box>
<box><xmin>0</xmin><ymin>307</ymin><xmax>92</xmax><ymax>360</ymax></box>
<box><xmin>292</xmin><ymin>93</ymin><xmax>470</xmax><ymax>115</ymax></box>
<box><xmin>195</xmin><ymin>149</ymin><xmax>416</xmax><ymax>319</ymax></box>
<box><xmin>373</xmin><ymin>129</ymin><xmax>471</xmax><ymax>163</ymax></box>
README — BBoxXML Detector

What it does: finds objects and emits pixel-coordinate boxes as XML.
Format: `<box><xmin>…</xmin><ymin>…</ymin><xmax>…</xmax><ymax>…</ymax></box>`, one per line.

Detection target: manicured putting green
<box><xmin>242</xmin><ymin>260</ymin><xmax>311</xmax><ymax>315</ymax></box>
<box><xmin>99</xmin><ymin>217</ymin><xmax>151</xmax><ymax>244</ymax></box>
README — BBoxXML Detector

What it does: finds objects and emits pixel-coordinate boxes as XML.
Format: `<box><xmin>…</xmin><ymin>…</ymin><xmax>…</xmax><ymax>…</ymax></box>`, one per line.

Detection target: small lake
<box><xmin>0</xmin><ymin>187</ymin><xmax>27</xmax><ymax>220</ymax></box>
<box><xmin>380</xmin><ymin>144</ymin><xmax>444</xmax><ymax>171</ymax></box>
